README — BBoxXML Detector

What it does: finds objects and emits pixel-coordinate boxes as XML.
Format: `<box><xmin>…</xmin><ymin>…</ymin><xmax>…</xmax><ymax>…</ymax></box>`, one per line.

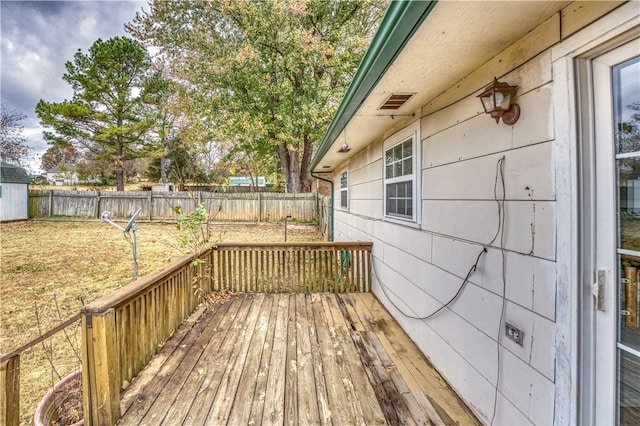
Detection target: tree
<box><xmin>128</xmin><ymin>0</ymin><xmax>385</xmax><ymax>192</ymax></box>
<box><xmin>36</xmin><ymin>37</ymin><xmax>162</xmax><ymax>191</ymax></box>
<box><xmin>40</xmin><ymin>143</ymin><xmax>79</xmax><ymax>171</ymax></box>
<box><xmin>145</xmin><ymin>132</ymin><xmax>205</xmax><ymax>183</ymax></box>
<box><xmin>141</xmin><ymin>63</ymin><xmax>201</xmax><ymax>185</ymax></box>
<box><xmin>618</xmin><ymin>103</ymin><xmax>640</xmax><ymax>155</ymax></box>
<box><xmin>0</xmin><ymin>104</ymin><xmax>30</xmax><ymax>165</ymax></box>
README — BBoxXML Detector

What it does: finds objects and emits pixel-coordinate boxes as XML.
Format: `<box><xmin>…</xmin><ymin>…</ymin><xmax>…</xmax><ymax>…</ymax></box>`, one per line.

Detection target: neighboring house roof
<box><xmin>311</xmin><ymin>0</ymin><xmax>573</xmax><ymax>173</ymax></box>
<box><xmin>0</xmin><ymin>162</ymin><xmax>30</xmax><ymax>184</ymax></box>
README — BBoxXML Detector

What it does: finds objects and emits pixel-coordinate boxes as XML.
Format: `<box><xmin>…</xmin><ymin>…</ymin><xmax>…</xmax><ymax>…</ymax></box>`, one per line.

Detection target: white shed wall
<box><xmin>0</xmin><ymin>182</ymin><xmax>28</xmax><ymax>221</ymax></box>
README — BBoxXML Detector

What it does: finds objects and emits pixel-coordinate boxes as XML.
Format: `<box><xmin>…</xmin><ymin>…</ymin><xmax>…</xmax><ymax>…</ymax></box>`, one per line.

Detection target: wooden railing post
<box><xmin>0</xmin><ymin>355</ymin><xmax>19</xmax><ymax>426</ymax></box>
<box><xmin>82</xmin><ymin>308</ymin><xmax>121</xmax><ymax>425</ymax></box>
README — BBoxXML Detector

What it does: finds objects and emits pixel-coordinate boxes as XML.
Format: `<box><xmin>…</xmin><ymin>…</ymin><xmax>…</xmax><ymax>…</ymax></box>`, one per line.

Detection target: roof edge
<box><xmin>0</xmin><ymin>162</ymin><xmax>31</xmax><ymax>184</ymax></box>
<box><xmin>310</xmin><ymin>0</ymin><xmax>438</xmax><ymax>172</ymax></box>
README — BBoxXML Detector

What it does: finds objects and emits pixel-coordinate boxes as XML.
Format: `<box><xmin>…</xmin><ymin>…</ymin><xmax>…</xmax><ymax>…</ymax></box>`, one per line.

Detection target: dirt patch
<box><xmin>1</xmin><ymin>219</ymin><xmax>322</xmax><ymax>425</ymax></box>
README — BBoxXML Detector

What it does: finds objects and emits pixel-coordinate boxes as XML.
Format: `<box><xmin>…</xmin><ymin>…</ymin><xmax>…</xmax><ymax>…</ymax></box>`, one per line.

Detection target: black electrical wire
<box><xmin>371</xmin><ymin>155</ymin><xmax>507</xmax><ymax>424</ymax></box>
<box><xmin>373</xmin><ymin>155</ymin><xmax>506</xmax><ymax>321</ymax></box>
<box><xmin>373</xmin><ymin>246</ymin><xmax>487</xmax><ymax>320</ymax></box>
<box><xmin>491</xmin><ymin>156</ymin><xmax>507</xmax><ymax>425</ymax></box>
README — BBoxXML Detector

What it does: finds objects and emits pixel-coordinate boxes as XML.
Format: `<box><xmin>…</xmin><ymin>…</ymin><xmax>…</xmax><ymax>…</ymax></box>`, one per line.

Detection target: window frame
<box><xmin>339</xmin><ymin>168</ymin><xmax>349</xmax><ymax>210</ymax></box>
<box><xmin>383</xmin><ymin>121</ymin><xmax>421</xmax><ymax>227</ymax></box>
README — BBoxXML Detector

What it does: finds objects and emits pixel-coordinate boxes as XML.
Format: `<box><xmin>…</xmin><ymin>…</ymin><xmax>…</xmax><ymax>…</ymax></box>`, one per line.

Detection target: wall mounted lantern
<box><xmin>477</xmin><ymin>77</ymin><xmax>521</xmax><ymax>125</ymax></box>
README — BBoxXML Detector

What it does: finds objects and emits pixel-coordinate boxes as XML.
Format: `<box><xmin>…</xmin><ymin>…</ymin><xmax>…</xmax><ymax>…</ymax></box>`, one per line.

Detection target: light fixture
<box><xmin>338</xmin><ymin>143</ymin><xmax>351</xmax><ymax>153</ymax></box>
<box><xmin>477</xmin><ymin>77</ymin><xmax>520</xmax><ymax>125</ymax></box>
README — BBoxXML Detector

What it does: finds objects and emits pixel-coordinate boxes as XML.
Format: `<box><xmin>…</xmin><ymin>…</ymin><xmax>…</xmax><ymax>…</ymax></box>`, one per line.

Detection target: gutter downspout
<box><xmin>311</xmin><ymin>172</ymin><xmax>334</xmax><ymax>242</ymax></box>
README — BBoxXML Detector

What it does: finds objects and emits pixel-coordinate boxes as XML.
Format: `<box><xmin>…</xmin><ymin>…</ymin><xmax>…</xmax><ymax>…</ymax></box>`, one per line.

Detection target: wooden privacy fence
<box><xmin>318</xmin><ymin>195</ymin><xmax>330</xmax><ymax>240</ymax></box>
<box><xmin>29</xmin><ymin>190</ymin><xmax>320</xmax><ymax>222</ymax></box>
<box><xmin>80</xmin><ymin>241</ymin><xmax>372</xmax><ymax>424</ymax></box>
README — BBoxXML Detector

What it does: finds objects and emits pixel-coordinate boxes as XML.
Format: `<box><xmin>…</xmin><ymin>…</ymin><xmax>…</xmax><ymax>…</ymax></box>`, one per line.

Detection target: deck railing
<box><xmin>0</xmin><ymin>315</ymin><xmax>81</xmax><ymax>426</ymax></box>
<box><xmin>80</xmin><ymin>241</ymin><xmax>372</xmax><ymax>425</ymax></box>
<box><xmin>210</xmin><ymin>242</ymin><xmax>372</xmax><ymax>293</ymax></box>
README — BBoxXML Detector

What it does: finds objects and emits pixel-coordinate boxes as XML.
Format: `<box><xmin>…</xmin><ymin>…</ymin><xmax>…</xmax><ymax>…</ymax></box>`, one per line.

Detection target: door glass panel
<box><xmin>616</xmin><ymin>55</ymin><xmax>640</xmax><ymax>425</ymax></box>
<box><xmin>618</xmin><ymin>156</ymin><xmax>640</xmax><ymax>252</ymax></box>
<box><xmin>615</xmin><ymin>56</ymin><xmax>640</xmax><ymax>155</ymax></box>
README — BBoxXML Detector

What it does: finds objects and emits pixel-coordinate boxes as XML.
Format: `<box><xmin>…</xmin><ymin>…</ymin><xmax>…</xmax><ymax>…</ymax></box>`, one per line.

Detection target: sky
<box><xmin>1</xmin><ymin>0</ymin><xmax>147</xmax><ymax>173</ymax></box>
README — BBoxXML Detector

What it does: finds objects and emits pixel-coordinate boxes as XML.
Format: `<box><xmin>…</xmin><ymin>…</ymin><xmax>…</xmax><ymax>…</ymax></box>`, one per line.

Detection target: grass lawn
<box><xmin>0</xmin><ymin>219</ymin><xmax>322</xmax><ymax>425</ymax></box>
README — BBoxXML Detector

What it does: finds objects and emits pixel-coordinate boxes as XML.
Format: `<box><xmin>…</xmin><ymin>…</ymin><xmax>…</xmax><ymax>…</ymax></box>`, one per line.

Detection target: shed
<box><xmin>312</xmin><ymin>1</ymin><xmax>640</xmax><ymax>425</ymax></box>
<box><xmin>0</xmin><ymin>162</ymin><xmax>30</xmax><ymax>222</ymax></box>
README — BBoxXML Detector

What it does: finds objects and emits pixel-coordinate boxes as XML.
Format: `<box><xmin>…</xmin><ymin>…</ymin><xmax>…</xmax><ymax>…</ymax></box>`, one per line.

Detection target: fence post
<box><xmin>258</xmin><ymin>192</ymin><xmax>263</xmax><ymax>222</ymax></box>
<box><xmin>148</xmin><ymin>192</ymin><xmax>153</xmax><ymax>221</ymax></box>
<box><xmin>0</xmin><ymin>355</ymin><xmax>19</xmax><ymax>426</ymax></box>
<box><xmin>82</xmin><ymin>308</ymin><xmax>121</xmax><ymax>425</ymax></box>
<box><xmin>48</xmin><ymin>190</ymin><xmax>53</xmax><ymax>217</ymax></box>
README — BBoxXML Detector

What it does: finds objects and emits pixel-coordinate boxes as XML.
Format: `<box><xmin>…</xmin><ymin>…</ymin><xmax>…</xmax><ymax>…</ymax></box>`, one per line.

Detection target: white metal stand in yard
<box><xmin>101</xmin><ymin>208</ymin><xmax>142</xmax><ymax>280</ymax></box>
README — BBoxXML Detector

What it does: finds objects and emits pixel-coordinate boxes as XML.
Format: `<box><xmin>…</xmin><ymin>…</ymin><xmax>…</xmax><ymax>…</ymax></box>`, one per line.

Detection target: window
<box><xmin>383</xmin><ymin>123</ymin><xmax>420</xmax><ymax>225</ymax></box>
<box><xmin>385</xmin><ymin>139</ymin><xmax>413</xmax><ymax>218</ymax></box>
<box><xmin>340</xmin><ymin>170</ymin><xmax>348</xmax><ymax>209</ymax></box>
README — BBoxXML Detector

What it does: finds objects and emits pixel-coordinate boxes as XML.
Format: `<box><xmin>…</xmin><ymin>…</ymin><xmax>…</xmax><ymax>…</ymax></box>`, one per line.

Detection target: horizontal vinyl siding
<box><xmin>329</xmin><ymin>4</ymin><xmax>638</xmax><ymax>424</ymax></box>
<box><xmin>333</xmin><ymin>42</ymin><xmax>559</xmax><ymax>424</ymax></box>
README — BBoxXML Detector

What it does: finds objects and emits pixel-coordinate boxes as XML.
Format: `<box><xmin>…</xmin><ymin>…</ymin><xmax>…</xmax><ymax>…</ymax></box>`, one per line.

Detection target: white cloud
<box><xmin>1</xmin><ymin>1</ymin><xmax>147</xmax><ymax>172</ymax></box>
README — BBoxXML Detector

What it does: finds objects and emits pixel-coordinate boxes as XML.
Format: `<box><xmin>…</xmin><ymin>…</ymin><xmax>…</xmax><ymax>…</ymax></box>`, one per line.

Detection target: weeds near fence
<box><xmin>174</xmin><ymin>201</ymin><xmax>225</xmax><ymax>309</ymax></box>
<box><xmin>175</xmin><ymin>202</ymin><xmax>213</xmax><ymax>253</ymax></box>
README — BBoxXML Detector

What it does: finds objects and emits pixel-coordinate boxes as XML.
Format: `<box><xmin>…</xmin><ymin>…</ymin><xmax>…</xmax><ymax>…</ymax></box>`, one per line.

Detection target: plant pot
<box><xmin>34</xmin><ymin>369</ymin><xmax>83</xmax><ymax>426</ymax></box>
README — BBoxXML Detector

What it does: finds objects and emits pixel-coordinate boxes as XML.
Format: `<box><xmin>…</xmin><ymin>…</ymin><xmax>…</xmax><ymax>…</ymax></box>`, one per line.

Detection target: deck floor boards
<box><xmin>118</xmin><ymin>293</ymin><xmax>480</xmax><ymax>426</ymax></box>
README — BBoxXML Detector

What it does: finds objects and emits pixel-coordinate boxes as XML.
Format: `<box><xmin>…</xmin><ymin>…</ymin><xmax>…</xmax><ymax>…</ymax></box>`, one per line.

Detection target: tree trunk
<box><xmin>115</xmin><ymin>143</ymin><xmax>125</xmax><ymax>191</ymax></box>
<box><xmin>116</xmin><ymin>169</ymin><xmax>125</xmax><ymax>191</ymax></box>
<box><xmin>160</xmin><ymin>157</ymin><xmax>168</xmax><ymax>184</ymax></box>
<box><xmin>299</xmin><ymin>134</ymin><xmax>313</xmax><ymax>192</ymax></box>
<box><xmin>277</xmin><ymin>138</ymin><xmax>314</xmax><ymax>193</ymax></box>
<box><xmin>289</xmin><ymin>150</ymin><xmax>301</xmax><ymax>193</ymax></box>
<box><xmin>277</xmin><ymin>143</ymin><xmax>293</xmax><ymax>192</ymax></box>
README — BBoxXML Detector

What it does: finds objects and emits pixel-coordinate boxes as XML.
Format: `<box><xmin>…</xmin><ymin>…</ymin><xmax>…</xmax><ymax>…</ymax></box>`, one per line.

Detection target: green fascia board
<box><xmin>310</xmin><ymin>0</ymin><xmax>438</xmax><ymax>171</ymax></box>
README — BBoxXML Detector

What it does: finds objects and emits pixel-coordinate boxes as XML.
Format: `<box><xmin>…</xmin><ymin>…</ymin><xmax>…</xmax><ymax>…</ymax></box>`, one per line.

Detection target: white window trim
<box><xmin>383</xmin><ymin>120</ymin><xmax>421</xmax><ymax>228</ymax></box>
<box><xmin>339</xmin><ymin>168</ymin><xmax>349</xmax><ymax>210</ymax></box>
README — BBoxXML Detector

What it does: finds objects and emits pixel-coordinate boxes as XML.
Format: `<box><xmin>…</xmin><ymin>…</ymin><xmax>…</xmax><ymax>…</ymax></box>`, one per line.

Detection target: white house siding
<box><xmin>334</xmin><ymin>59</ymin><xmax>559</xmax><ymax>423</ymax></box>
<box><xmin>330</xmin><ymin>4</ymin><xmax>639</xmax><ymax>424</ymax></box>
<box><xmin>0</xmin><ymin>182</ymin><xmax>28</xmax><ymax>221</ymax></box>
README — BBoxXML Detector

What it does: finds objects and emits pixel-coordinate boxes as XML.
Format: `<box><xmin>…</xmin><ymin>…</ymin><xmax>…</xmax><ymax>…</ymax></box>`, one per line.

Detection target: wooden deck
<box><xmin>117</xmin><ymin>293</ymin><xmax>479</xmax><ymax>425</ymax></box>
